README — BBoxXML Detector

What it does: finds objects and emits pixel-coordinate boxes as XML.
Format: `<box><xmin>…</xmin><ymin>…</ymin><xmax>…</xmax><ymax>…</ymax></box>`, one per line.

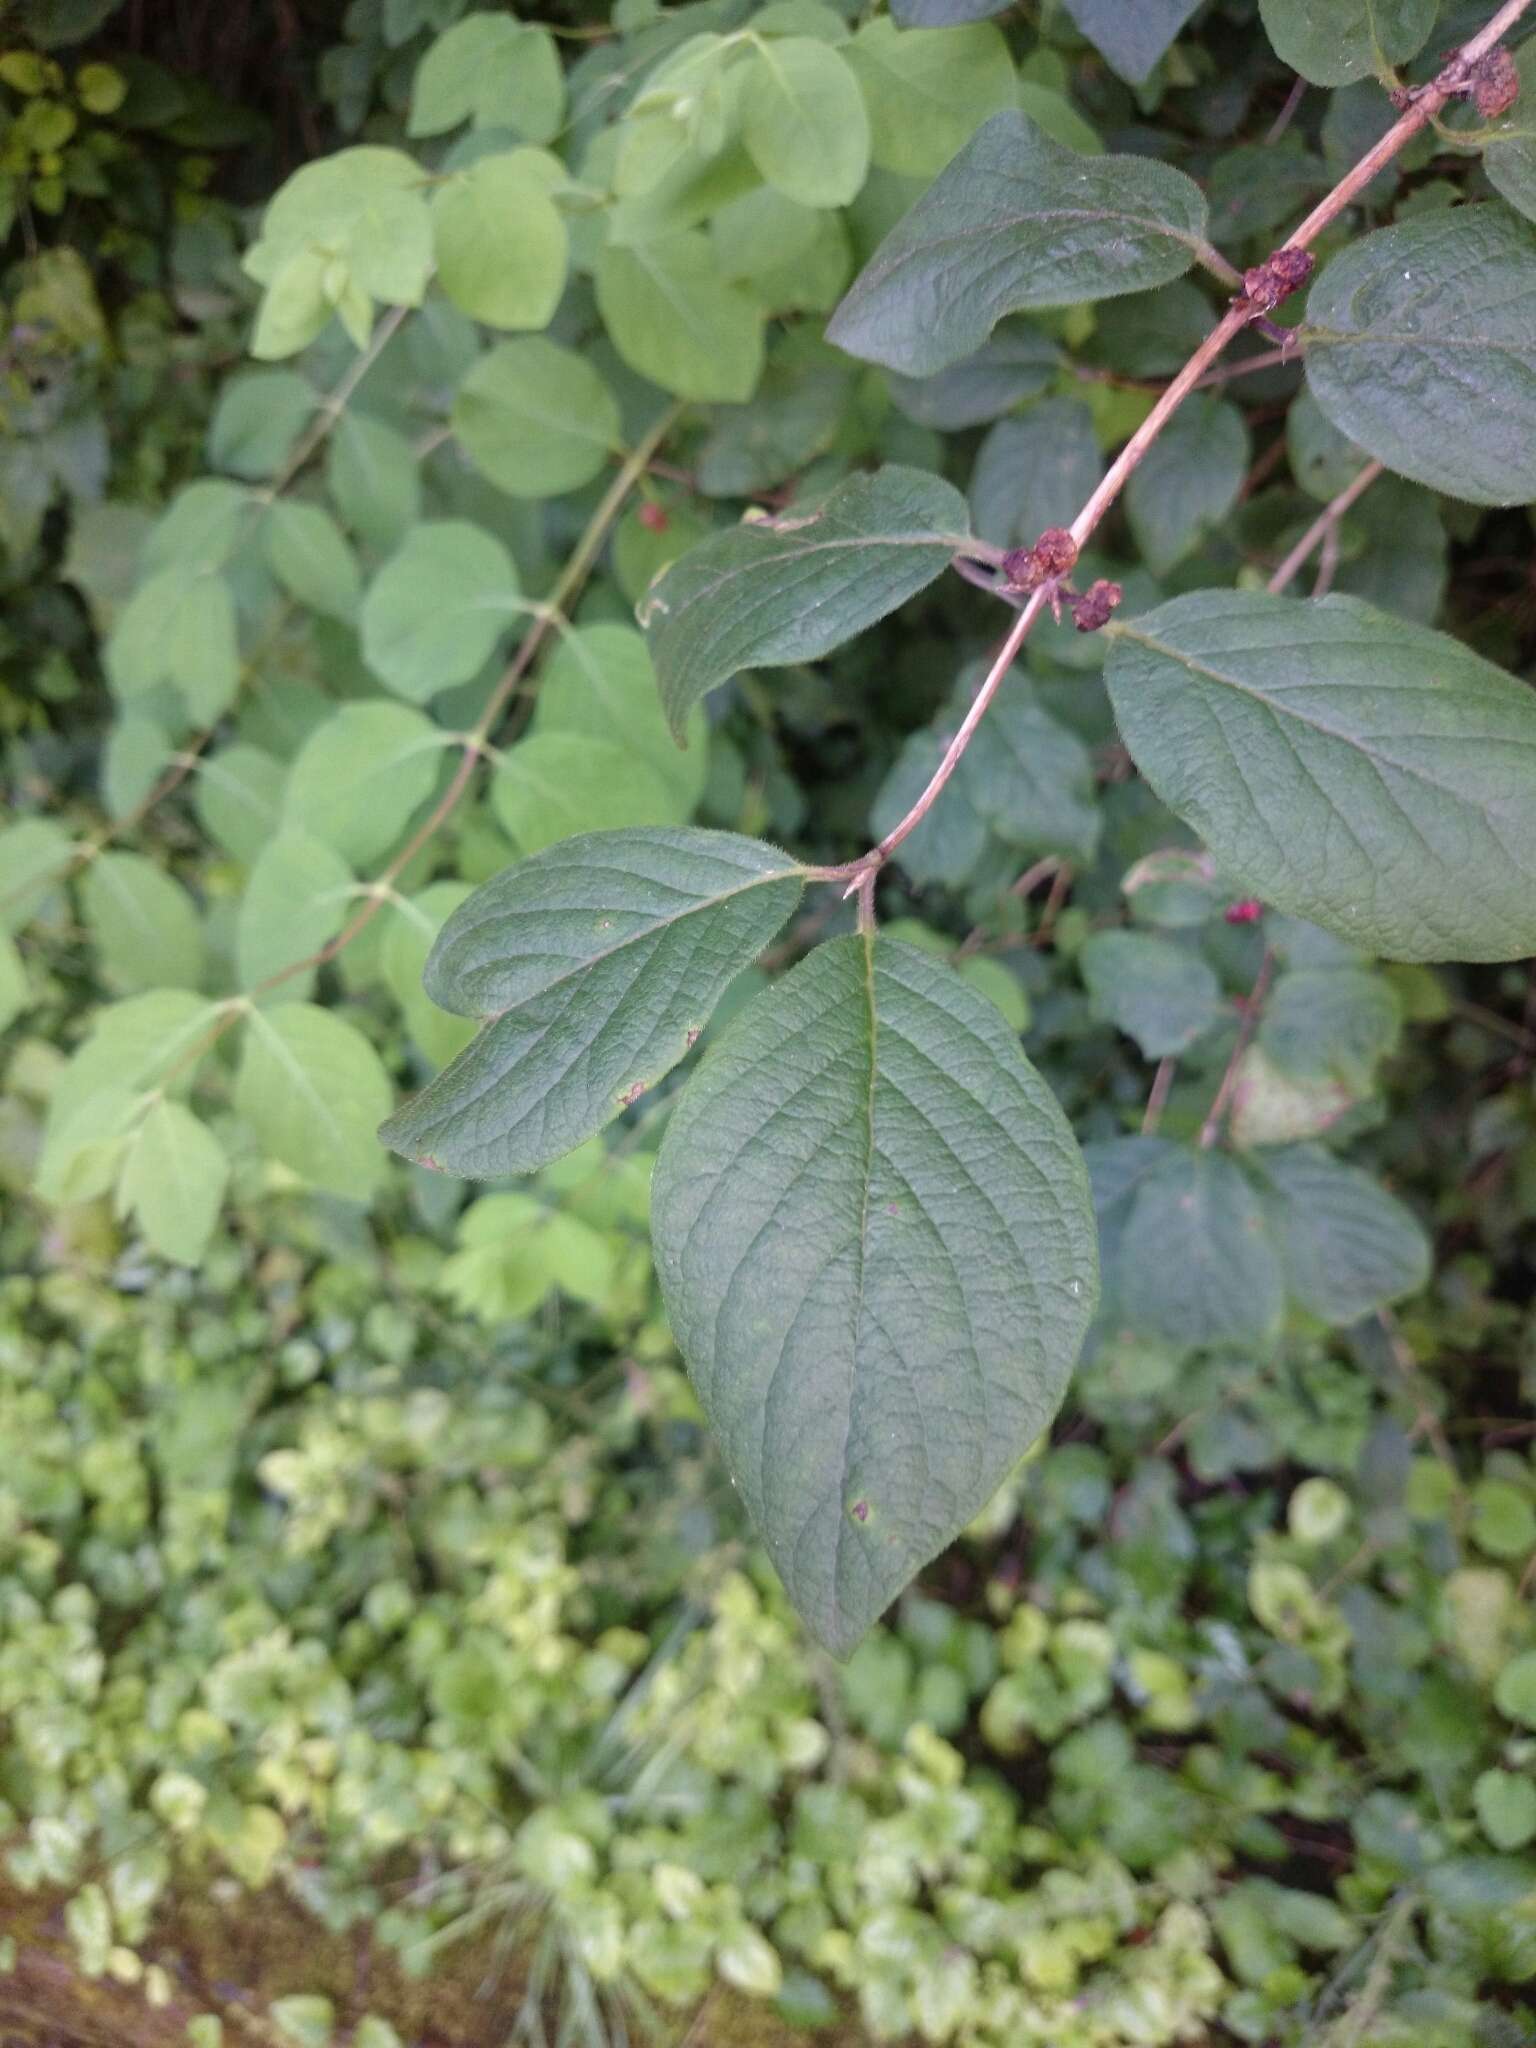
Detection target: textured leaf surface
<box><xmin>1304</xmin><ymin>207</ymin><xmax>1536</xmax><ymax>506</ymax></box>
<box><xmin>1080</xmin><ymin>930</ymin><xmax>1223</xmax><ymax>1058</ymax></box>
<box><xmin>641</xmin><ymin>467</ymin><xmax>968</xmax><ymax>738</ymax></box>
<box><xmin>1104</xmin><ymin>590</ymin><xmax>1536</xmax><ymax>962</ymax></box>
<box><xmin>380</xmin><ymin>828</ymin><xmax>804</xmax><ymax>1178</ymax></box>
<box><xmin>1124</xmin><ymin>395</ymin><xmax>1249</xmax><ymax>577</ymax></box>
<box><xmin>1251</xmin><ymin>1145</ymin><xmax>1429</xmax><ymax>1324</ymax></box>
<box><xmin>1257</xmin><ymin>0</ymin><xmax>1436</xmax><ymax>86</ymax></box>
<box><xmin>739</xmin><ymin>39</ymin><xmax>870</xmax><ymax>208</ymax></box>
<box><xmin>1056</xmin><ymin>0</ymin><xmax>1202</xmax><ymax>82</ymax></box>
<box><xmin>236</xmin><ymin>1003</ymin><xmax>392</xmax><ymax>1201</ymax></box>
<box><xmin>651</xmin><ymin>935</ymin><xmax>1097</xmax><ymax>1656</ymax></box>
<box><xmin>1484</xmin><ymin>40</ymin><xmax>1536</xmax><ymax>224</ymax></box>
<box><xmin>826</xmin><ymin>111</ymin><xmax>1208</xmax><ymax>376</ymax></box>
<box><xmin>971</xmin><ymin>398</ymin><xmax>1100</xmax><ymax>551</ymax></box>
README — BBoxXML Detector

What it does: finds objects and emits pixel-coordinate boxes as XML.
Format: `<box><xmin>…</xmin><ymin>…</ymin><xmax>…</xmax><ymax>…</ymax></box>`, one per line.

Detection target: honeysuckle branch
<box><xmin>1267</xmin><ymin>460</ymin><xmax>1385</xmax><ymax>594</ymax></box>
<box><xmin>829</xmin><ymin>0</ymin><xmax>1536</xmax><ymax>891</ymax></box>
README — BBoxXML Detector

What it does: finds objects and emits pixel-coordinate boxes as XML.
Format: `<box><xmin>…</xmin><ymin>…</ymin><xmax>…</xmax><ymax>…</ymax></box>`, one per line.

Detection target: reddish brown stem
<box><xmin>1267</xmin><ymin>460</ymin><xmax>1384</xmax><ymax>594</ymax></box>
<box><xmin>1199</xmin><ymin>949</ymin><xmax>1275</xmax><ymax>1149</ymax></box>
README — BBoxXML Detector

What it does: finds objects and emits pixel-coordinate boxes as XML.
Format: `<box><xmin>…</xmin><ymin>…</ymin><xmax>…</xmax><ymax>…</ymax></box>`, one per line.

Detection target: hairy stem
<box><xmin>843</xmin><ymin>0</ymin><xmax>1535</xmax><ymax>885</ymax></box>
<box><xmin>1267</xmin><ymin>460</ymin><xmax>1384</xmax><ymax>594</ymax></box>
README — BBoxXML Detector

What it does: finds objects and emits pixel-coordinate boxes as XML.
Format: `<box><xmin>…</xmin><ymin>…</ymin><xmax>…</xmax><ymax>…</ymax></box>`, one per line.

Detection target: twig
<box><xmin>252</xmin><ymin>404</ymin><xmax>684</xmax><ymax>998</ymax></box>
<box><xmin>1142</xmin><ymin>1056</ymin><xmax>1176</xmax><ymax>1136</ymax></box>
<box><xmin>831</xmin><ymin>0</ymin><xmax>1535</xmax><ymax>889</ymax></box>
<box><xmin>1268</xmin><ymin>460</ymin><xmax>1385</xmax><ymax>594</ymax></box>
<box><xmin>1193</xmin><ymin>343</ymin><xmax>1303</xmax><ymax>390</ymax></box>
<box><xmin>1313</xmin><ymin>522</ymin><xmax>1342</xmax><ymax>599</ymax></box>
<box><xmin>1265</xmin><ymin>75</ymin><xmax>1309</xmax><ymax>145</ymax></box>
<box><xmin>1199</xmin><ymin>948</ymin><xmax>1275</xmax><ymax>1148</ymax></box>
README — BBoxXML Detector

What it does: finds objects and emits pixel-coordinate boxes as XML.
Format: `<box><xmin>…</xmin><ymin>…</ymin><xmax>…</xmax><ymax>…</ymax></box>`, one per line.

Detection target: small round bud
<box><xmin>638</xmin><ymin>501</ymin><xmax>669</xmax><ymax>534</ymax></box>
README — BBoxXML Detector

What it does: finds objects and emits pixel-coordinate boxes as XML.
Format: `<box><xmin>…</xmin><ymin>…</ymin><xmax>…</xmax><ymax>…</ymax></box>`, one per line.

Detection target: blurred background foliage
<box><xmin>4</xmin><ymin>1</ymin><xmax>1536</xmax><ymax>2045</ymax></box>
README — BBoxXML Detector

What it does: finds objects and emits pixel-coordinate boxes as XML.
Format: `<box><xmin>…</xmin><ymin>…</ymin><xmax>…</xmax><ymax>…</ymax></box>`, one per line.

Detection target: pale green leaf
<box><xmin>1257</xmin><ymin>0</ymin><xmax>1436</xmax><ymax>86</ymax></box>
<box><xmin>380</xmin><ymin>826</ymin><xmax>803</xmax><ymax>1178</ymax></box>
<box><xmin>79</xmin><ymin>851</ymin><xmax>204</xmax><ymax>994</ymax></box>
<box><xmin>827</xmin><ymin>110</ymin><xmax>1208</xmax><ymax>375</ymax></box>
<box><xmin>235</xmin><ymin>1002</ymin><xmax>393</xmax><ymax>1201</ymax></box>
<box><xmin>641</xmin><ymin>466</ymin><xmax>969</xmax><ymax>738</ymax></box>
<box><xmin>1304</xmin><ymin>205</ymin><xmax>1536</xmax><ymax>506</ymax></box>
<box><xmin>492</xmin><ymin>734</ymin><xmax>683</xmax><ymax>851</ymax></box>
<box><xmin>105</xmin><ymin>567</ymin><xmax>241</xmax><ymax>723</ymax></box>
<box><xmin>1079</xmin><ymin>930</ymin><xmax>1223</xmax><ymax>1058</ymax></box>
<box><xmin>1124</xmin><ymin>395</ymin><xmax>1249</xmax><ymax>577</ymax></box>
<box><xmin>194</xmin><ymin>745</ymin><xmax>286</xmax><ymax>865</ymax></box>
<box><xmin>380</xmin><ymin>884</ymin><xmax>476</xmax><ymax>1069</ymax></box>
<box><xmin>1104</xmin><ymin>590</ymin><xmax>1536</xmax><ymax>962</ymax></box>
<box><xmin>0</xmin><ymin>932</ymin><xmax>30</xmax><ymax>1033</ymax></box>
<box><xmin>431</xmin><ymin>155</ymin><xmax>568</xmax><ymax>330</ymax></box>
<box><xmin>0</xmin><ymin>817</ymin><xmax>75</xmax><ymax>933</ymax></box>
<box><xmin>284</xmin><ymin>701</ymin><xmax>447</xmax><ymax>865</ymax></box>
<box><xmin>115</xmin><ymin>1100</ymin><xmax>229</xmax><ymax>1266</ymax></box>
<box><xmin>452</xmin><ymin>337</ymin><xmax>619</xmax><ymax>498</ymax></box>
<box><xmin>207</xmin><ymin>370</ymin><xmax>316</xmax><ymax>481</ymax></box>
<box><xmin>409</xmin><ymin>13</ymin><xmax>565</xmax><ymax>141</ymax></box>
<box><xmin>327</xmin><ymin>413</ymin><xmax>421</xmax><ymax>553</ymax></box>
<box><xmin>739</xmin><ymin>38</ymin><xmax>870</xmax><ymax>208</ymax></box>
<box><xmin>651</xmin><ymin>933</ymin><xmax>1097</xmax><ymax>1656</ymax></box>
<box><xmin>595</xmin><ymin>235</ymin><xmax>766</xmax><ymax>403</ymax></box>
<box><xmin>844</xmin><ymin>19</ymin><xmax>1016</xmax><ymax>179</ymax></box>
<box><xmin>263</xmin><ymin>501</ymin><xmax>361</xmax><ymax>622</ymax></box>
<box><xmin>244</xmin><ymin>147</ymin><xmax>433</xmax><ymax>310</ymax></box>
<box><xmin>102</xmin><ymin>714</ymin><xmax>174</xmax><ymax>820</ymax></box>
<box><xmin>1250</xmin><ymin>1143</ymin><xmax>1429</xmax><ymax>1323</ymax></box>
<box><xmin>236</xmin><ymin>832</ymin><xmax>355</xmax><ymax>994</ymax></box>
<box><xmin>533</xmin><ymin>623</ymin><xmax>708</xmax><ymax>813</ymax></box>
<box><xmin>360</xmin><ymin>520</ymin><xmax>520</xmax><ymax>701</ymax></box>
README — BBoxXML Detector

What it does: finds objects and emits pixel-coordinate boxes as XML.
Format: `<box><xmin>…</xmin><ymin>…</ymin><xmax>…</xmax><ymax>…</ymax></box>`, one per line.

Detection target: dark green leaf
<box><xmin>1124</xmin><ymin>395</ymin><xmax>1249</xmax><ymax>577</ymax></box>
<box><xmin>380</xmin><ymin>827</ymin><xmax>804</xmax><ymax>1178</ymax></box>
<box><xmin>651</xmin><ymin>933</ymin><xmax>1097</xmax><ymax>1655</ymax></box>
<box><xmin>1250</xmin><ymin>1144</ymin><xmax>1429</xmax><ymax>1323</ymax></box>
<box><xmin>827</xmin><ymin>111</ymin><xmax>1208</xmax><ymax>375</ymax></box>
<box><xmin>1080</xmin><ymin>930</ymin><xmax>1224</xmax><ymax>1058</ymax></box>
<box><xmin>1104</xmin><ymin>590</ymin><xmax>1536</xmax><ymax>962</ymax></box>
<box><xmin>1304</xmin><ymin>206</ymin><xmax>1536</xmax><ymax>506</ymax></box>
<box><xmin>641</xmin><ymin>467</ymin><xmax>969</xmax><ymax>739</ymax></box>
<box><xmin>1257</xmin><ymin>0</ymin><xmax>1436</xmax><ymax>86</ymax></box>
<box><xmin>1056</xmin><ymin>0</ymin><xmax>1202</xmax><ymax>83</ymax></box>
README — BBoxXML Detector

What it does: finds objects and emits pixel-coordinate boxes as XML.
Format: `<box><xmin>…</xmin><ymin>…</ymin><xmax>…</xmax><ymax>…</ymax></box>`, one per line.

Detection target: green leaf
<box><xmin>1079</xmin><ymin>930</ymin><xmax>1223</xmax><ymax>1058</ymax></box>
<box><xmin>961</xmin><ymin>678</ymin><xmax>1102</xmax><ymax>862</ymax></box>
<box><xmin>37</xmin><ymin>990</ymin><xmax>223</xmax><ymax>1204</ymax></box>
<box><xmin>1056</xmin><ymin>0</ymin><xmax>1202</xmax><ymax>83</ymax></box>
<box><xmin>102</xmin><ymin>715</ymin><xmax>174</xmax><ymax>821</ymax></box>
<box><xmin>284</xmin><ymin>701</ymin><xmax>446</xmax><ymax>865</ymax></box>
<box><xmin>531</xmin><ymin>623</ymin><xmax>708</xmax><ymax>812</ymax></box>
<box><xmin>381</xmin><ymin>884</ymin><xmax>476</xmax><ymax>1069</ymax></box>
<box><xmin>887</xmin><ymin>326</ymin><xmax>1059</xmax><ymax>432</ymax></box>
<box><xmin>115</xmin><ymin>1100</ymin><xmax>229</xmax><ymax>1266</ymax></box>
<box><xmin>0</xmin><ymin>817</ymin><xmax>75</xmax><ymax>933</ymax></box>
<box><xmin>105</xmin><ymin>567</ymin><xmax>241</xmax><ymax>723</ymax></box>
<box><xmin>651</xmin><ymin>933</ymin><xmax>1097</xmax><ymax>1656</ymax></box>
<box><xmin>244</xmin><ymin>147</ymin><xmax>433</xmax><ymax>323</ymax></box>
<box><xmin>1483</xmin><ymin>40</ymin><xmax>1536</xmax><ymax>225</ymax></box>
<box><xmin>1259</xmin><ymin>966</ymin><xmax>1401</xmax><ymax>1094</ymax></box>
<box><xmin>263</xmin><ymin>501</ymin><xmax>361</xmax><ymax>622</ymax></box>
<box><xmin>870</xmin><ymin>730</ymin><xmax>990</xmax><ymax>889</ymax></box>
<box><xmin>1250</xmin><ymin>1144</ymin><xmax>1429</xmax><ymax>1324</ymax></box>
<box><xmin>1093</xmin><ymin>1142</ymin><xmax>1284</xmax><ymax>1351</ymax></box>
<box><xmin>409</xmin><ymin>13</ymin><xmax>564</xmax><ymax>142</ymax></box>
<box><xmin>360</xmin><ymin>521</ymin><xmax>520</xmax><ymax>702</ymax></box>
<box><xmin>327</xmin><ymin>413</ymin><xmax>421</xmax><ymax>553</ymax></box>
<box><xmin>1103</xmin><ymin>590</ymin><xmax>1536</xmax><ymax>962</ymax></box>
<box><xmin>1475</xmin><ymin>1769</ymin><xmax>1536</xmax><ymax>1852</ymax></box>
<box><xmin>1257</xmin><ymin>0</ymin><xmax>1436</xmax><ymax>86</ymax></box>
<box><xmin>844</xmin><ymin>19</ymin><xmax>1017</xmax><ymax>179</ymax></box>
<box><xmin>451</xmin><ymin>338</ymin><xmax>619</xmax><ymax>499</ymax></box>
<box><xmin>1303</xmin><ymin>205</ymin><xmax>1536</xmax><ymax>506</ymax></box>
<box><xmin>0</xmin><ymin>932</ymin><xmax>30</xmax><ymax>1033</ymax></box>
<box><xmin>739</xmin><ymin>39</ymin><xmax>870</xmax><ymax>208</ymax></box>
<box><xmin>380</xmin><ymin>826</ymin><xmax>803</xmax><ymax>1177</ymax></box>
<box><xmin>595</xmin><ymin>235</ymin><xmax>766</xmax><ymax>404</ymax></box>
<box><xmin>431</xmin><ymin>154</ymin><xmax>568</xmax><ymax>330</ymax></box>
<box><xmin>1495</xmin><ymin>1650</ymin><xmax>1536</xmax><ymax>1729</ymax></box>
<box><xmin>79</xmin><ymin>852</ymin><xmax>204</xmax><ymax>994</ymax></box>
<box><xmin>827</xmin><ymin>111</ymin><xmax>1209</xmax><ymax>375</ymax></box>
<box><xmin>641</xmin><ymin>466</ymin><xmax>969</xmax><ymax>739</ymax></box>
<box><xmin>492</xmin><ymin>734</ymin><xmax>684</xmax><ymax>852</ymax></box>
<box><xmin>235</xmin><ymin>1002</ymin><xmax>393</xmax><ymax>1201</ymax></box>
<box><xmin>268</xmin><ymin>1994</ymin><xmax>335</xmax><ymax>2048</ymax></box>
<box><xmin>236</xmin><ymin>832</ymin><xmax>355</xmax><ymax>994</ymax></box>
<box><xmin>194</xmin><ymin>745</ymin><xmax>286</xmax><ymax>865</ymax></box>
<box><xmin>207</xmin><ymin>370</ymin><xmax>315</xmax><ymax>481</ymax></box>
<box><xmin>970</xmin><ymin>397</ymin><xmax>1100</xmax><ymax>551</ymax></box>
<box><xmin>1124</xmin><ymin>395</ymin><xmax>1249</xmax><ymax>577</ymax></box>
